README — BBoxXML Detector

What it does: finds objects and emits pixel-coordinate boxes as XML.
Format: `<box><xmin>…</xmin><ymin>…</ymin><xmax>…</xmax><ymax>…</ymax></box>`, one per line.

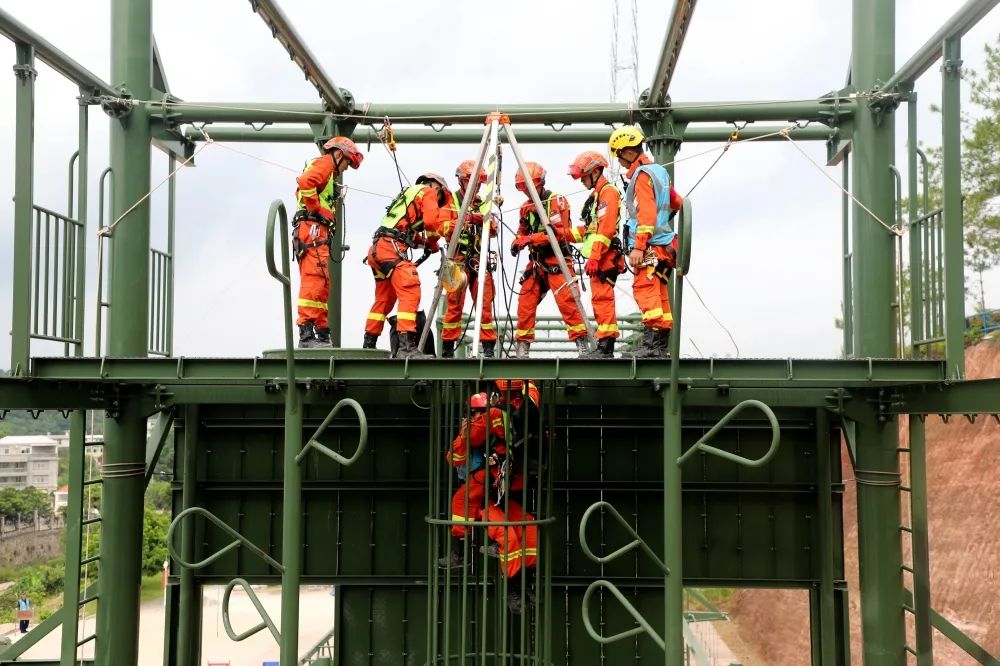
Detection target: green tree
<box><xmin>141</xmin><ymin>507</ymin><xmax>170</xmax><ymax>577</ymax></box>
<box><xmin>144</xmin><ymin>479</ymin><xmax>172</xmax><ymax>512</ymax></box>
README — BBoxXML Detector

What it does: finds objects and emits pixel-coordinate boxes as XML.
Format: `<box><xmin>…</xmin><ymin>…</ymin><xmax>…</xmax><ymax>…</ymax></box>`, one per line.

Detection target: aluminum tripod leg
<box><xmin>501</xmin><ymin>122</ymin><xmax>596</xmax><ymax>345</ymax></box>
<box><xmin>469</xmin><ymin>121</ymin><xmax>501</xmax><ymax>357</ymax></box>
<box><xmin>417</xmin><ymin>122</ymin><xmax>495</xmax><ymax>351</ymax></box>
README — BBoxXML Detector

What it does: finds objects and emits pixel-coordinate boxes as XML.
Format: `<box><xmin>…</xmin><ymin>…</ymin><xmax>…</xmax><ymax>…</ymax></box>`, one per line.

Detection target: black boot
<box><xmin>580</xmin><ymin>336</ymin><xmax>615</xmax><ymax>359</ymax></box>
<box><xmin>438</xmin><ymin>539</ymin><xmax>466</xmax><ymax>569</ymax></box>
<box><xmin>481</xmin><ymin>340</ymin><xmax>496</xmax><ymax>358</ymax></box>
<box><xmin>362</xmin><ymin>333</ymin><xmax>378</xmax><ymax>349</ymax></box>
<box><xmin>657</xmin><ymin>328</ymin><xmax>671</xmax><ymax>358</ymax></box>
<box><xmin>396</xmin><ymin>332</ymin><xmax>432</xmax><ymax>359</ymax></box>
<box><xmin>298</xmin><ymin>323</ymin><xmax>317</xmax><ymax>348</ymax></box>
<box><xmin>441</xmin><ymin>340</ymin><xmax>456</xmax><ymax>359</ymax></box>
<box><xmin>314</xmin><ymin>327</ymin><xmax>331</xmax><ymax>346</ymax></box>
<box><xmin>628</xmin><ymin>327</ymin><xmax>660</xmax><ymax>359</ymax></box>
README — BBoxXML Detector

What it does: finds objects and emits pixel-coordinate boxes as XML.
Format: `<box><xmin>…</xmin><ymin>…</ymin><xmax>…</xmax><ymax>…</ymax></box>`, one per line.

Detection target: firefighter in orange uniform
<box><xmin>293</xmin><ymin>136</ymin><xmax>364</xmax><ymax>347</ymax></box>
<box><xmin>439</xmin><ymin>161</ymin><xmax>497</xmax><ymax>358</ymax></box>
<box><xmin>439</xmin><ymin>389</ymin><xmax>539</xmax><ymax>613</ymax></box>
<box><xmin>609</xmin><ymin>125</ymin><xmax>683</xmax><ymax>358</ymax></box>
<box><xmin>363</xmin><ymin>173</ymin><xmax>447</xmax><ymax>359</ymax></box>
<box><xmin>510</xmin><ymin>162</ymin><xmax>591</xmax><ymax>359</ymax></box>
<box><xmin>566</xmin><ymin>151</ymin><xmax>625</xmax><ymax>359</ymax></box>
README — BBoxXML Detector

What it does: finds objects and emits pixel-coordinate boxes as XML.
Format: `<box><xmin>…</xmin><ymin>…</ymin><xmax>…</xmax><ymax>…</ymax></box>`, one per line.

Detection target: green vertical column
<box><xmin>11</xmin><ymin>42</ymin><xmax>36</xmax><ymax>376</ymax></box>
<box><xmin>329</xmin><ymin>173</ymin><xmax>344</xmax><ymax>346</ymax></box>
<box><xmin>852</xmin><ymin>0</ymin><xmax>906</xmax><ymax>662</ymax></box>
<box><xmin>97</xmin><ymin>0</ymin><xmax>154</xmax><ymax>663</ymax></box>
<box><xmin>59</xmin><ymin>411</ymin><xmax>86</xmax><ymax>666</ymax></box>
<box><xmin>815</xmin><ymin>409</ymin><xmax>837</xmax><ymax>664</ymax></box>
<box><xmin>908</xmin><ymin>416</ymin><xmax>933</xmax><ymax>664</ymax></box>
<box><xmin>851</xmin><ymin>0</ymin><xmax>897</xmax><ymax>358</ymax></box>
<box><xmin>842</xmin><ymin>157</ymin><xmax>854</xmax><ymax>358</ymax></box>
<box><xmin>661</xmin><ymin>387</ymin><xmax>683</xmax><ymax>664</ymax></box>
<box><xmin>166</xmin><ymin>154</ymin><xmax>176</xmax><ymax>356</ymax></box>
<box><xmin>941</xmin><ymin>37</ymin><xmax>965</xmax><ymax>378</ymax></box>
<box><xmin>853</xmin><ymin>414</ymin><xmax>905</xmax><ymax>665</ymax></box>
<box><xmin>906</xmin><ymin>92</ymin><xmax>922</xmax><ymax>357</ymax></box>
<box><xmin>74</xmin><ymin>97</ymin><xmax>89</xmax><ymax>356</ymax></box>
<box><xmin>280</xmin><ymin>383</ymin><xmax>304</xmax><ymax>664</ymax></box>
<box><xmin>176</xmin><ymin>406</ymin><xmax>201</xmax><ymax>666</ymax></box>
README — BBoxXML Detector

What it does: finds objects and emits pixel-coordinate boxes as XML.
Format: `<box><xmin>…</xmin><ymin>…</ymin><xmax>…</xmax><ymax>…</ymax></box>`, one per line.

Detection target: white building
<box><xmin>0</xmin><ymin>435</ymin><xmax>60</xmax><ymax>491</ymax></box>
<box><xmin>53</xmin><ymin>484</ymin><xmax>69</xmax><ymax>512</ymax></box>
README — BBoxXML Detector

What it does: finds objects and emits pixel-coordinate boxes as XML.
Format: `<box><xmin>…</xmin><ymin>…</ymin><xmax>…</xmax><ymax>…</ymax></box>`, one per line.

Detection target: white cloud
<box><xmin>1</xmin><ymin>0</ymin><xmax>999</xmax><ymax>363</ymax></box>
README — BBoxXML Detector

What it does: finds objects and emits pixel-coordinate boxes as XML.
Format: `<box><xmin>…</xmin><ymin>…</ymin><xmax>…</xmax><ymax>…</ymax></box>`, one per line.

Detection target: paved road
<box><xmin>10</xmin><ymin>585</ymin><xmax>335</xmax><ymax>665</ymax></box>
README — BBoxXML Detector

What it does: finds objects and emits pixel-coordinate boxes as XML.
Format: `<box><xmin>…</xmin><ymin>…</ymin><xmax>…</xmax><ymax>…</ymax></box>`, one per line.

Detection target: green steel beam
<box><xmin>74</xmin><ymin>97</ymin><xmax>89</xmax><ymax>357</ymax></box>
<box><xmin>907</xmin><ymin>92</ymin><xmax>923</xmax><ymax>356</ymax></box>
<box><xmin>59</xmin><ymin>411</ymin><xmax>85</xmax><ymax>666</ymax></box>
<box><xmin>144</xmin><ymin>408</ymin><xmax>174</xmax><ymax>485</ymax></box>
<box><xmin>941</xmin><ymin>37</ymin><xmax>965</xmax><ymax>378</ymax></box>
<box><xmin>908</xmin><ymin>417</ymin><xmax>934</xmax><ymax>664</ymax></box>
<box><xmin>644</xmin><ymin>0</ymin><xmax>697</xmax><ymax>108</ymax></box>
<box><xmin>903</xmin><ymin>590</ymin><xmax>1000</xmax><ymax>665</ymax></box>
<box><xmin>0</xmin><ymin>8</ymin><xmax>115</xmax><ymax>96</ymax></box>
<box><xmin>96</xmin><ymin>0</ymin><xmax>155</xmax><ymax>662</ymax></box>
<box><xmin>156</xmin><ymin>98</ymin><xmax>853</xmax><ymax>125</ymax></box>
<box><xmin>883</xmin><ymin>0</ymin><xmax>1000</xmax><ymax>91</ymax></box>
<box><xmin>815</xmin><ymin>409</ymin><xmax>837</xmax><ymax>664</ymax></box>
<box><xmin>26</xmin><ymin>356</ymin><xmax>948</xmax><ymax>385</ymax></box>
<box><xmin>176</xmin><ymin>406</ymin><xmax>200</xmax><ymax>666</ymax></box>
<box><xmin>11</xmin><ymin>42</ymin><xmax>35</xmax><ymax>377</ymax></box>
<box><xmin>852</xmin><ymin>0</ymin><xmax>906</xmax><ymax>663</ymax></box>
<box><xmin>184</xmin><ymin>124</ymin><xmax>836</xmax><ymax>145</ymax></box>
<box><xmin>891</xmin><ymin>378</ymin><xmax>1000</xmax><ymax>414</ymax></box>
<box><xmin>248</xmin><ymin>0</ymin><xmax>352</xmax><ymax>113</ymax></box>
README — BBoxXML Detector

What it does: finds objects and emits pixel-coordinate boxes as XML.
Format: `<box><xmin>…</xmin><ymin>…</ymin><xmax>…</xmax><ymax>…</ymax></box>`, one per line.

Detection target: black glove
<box><xmin>510</xmin><ymin>242</ymin><xmax>521</xmax><ymax>257</ymax></box>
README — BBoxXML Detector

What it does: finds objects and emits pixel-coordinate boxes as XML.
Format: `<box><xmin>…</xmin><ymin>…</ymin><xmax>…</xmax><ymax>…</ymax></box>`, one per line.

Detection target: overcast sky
<box><xmin>2</xmin><ymin>1</ymin><xmax>999</xmax><ymax>363</ymax></box>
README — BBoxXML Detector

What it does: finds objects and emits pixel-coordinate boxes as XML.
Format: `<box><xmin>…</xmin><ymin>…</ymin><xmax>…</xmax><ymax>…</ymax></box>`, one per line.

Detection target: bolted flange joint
<box><xmin>12</xmin><ymin>62</ymin><xmax>37</xmax><ymax>82</ymax></box>
<box><xmin>637</xmin><ymin>88</ymin><xmax>670</xmax><ymax>121</ymax></box>
<box><xmin>101</xmin><ymin>87</ymin><xmax>135</xmax><ymax>119</ymax></box>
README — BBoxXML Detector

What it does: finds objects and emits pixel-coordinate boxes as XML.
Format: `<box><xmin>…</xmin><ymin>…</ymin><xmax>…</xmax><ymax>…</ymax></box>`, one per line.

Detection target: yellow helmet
<box><xmin>608</xmin><ymin>125</ymin><xmax>645</xmax><ymax>156</ymax></box>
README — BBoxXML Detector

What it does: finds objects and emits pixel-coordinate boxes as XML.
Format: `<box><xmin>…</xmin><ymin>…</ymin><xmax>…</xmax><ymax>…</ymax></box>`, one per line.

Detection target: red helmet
<box><xmin>469</xmin><ymin>392</ymin><xmax>488</xmax><ymax>410</ymax></box>
<box><xmin>322</xmin><ymin>136</ymin><xmax>364</xmax><ymax>169</ymax></box>
<box><xmin>456</xmin><ymin>160</ymin><xmax>487</xmax><ymax>184</ymax></box>
<box><xmin>494</xmin><ymin>379</ymin><xmax>524</xmax><ymax>393</ymax></box>
<box><xmin>568</xmin><ymin>151</ymin><xmax>608</xmax><ymax>180</ymax></box>
<box><xmin>416</xmin><ymin>172</ymin><xmax>448</xmax><ymax>190</ymax></box>
<box><xmin>515</xmin><ymin>162</ymin><xmax>546</xmax><ymax>193</ymax></box>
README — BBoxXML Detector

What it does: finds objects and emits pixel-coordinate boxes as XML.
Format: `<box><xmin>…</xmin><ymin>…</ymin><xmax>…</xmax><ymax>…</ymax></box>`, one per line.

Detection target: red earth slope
<box><xmin>725</xmin><ymin>339</ymin><xmax>1000</xmax><ymax>665</ymax></box>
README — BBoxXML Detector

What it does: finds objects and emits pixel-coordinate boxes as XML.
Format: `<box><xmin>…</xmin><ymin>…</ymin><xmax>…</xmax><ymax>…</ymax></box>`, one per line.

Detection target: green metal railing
<box><xmin>910</xmin><ymin>207</ymin><xmax>945</xmax><ymax>353</ymax></box>
<box><xmin>148</xmin><ymin>248</ymin><xmax>173</xmax><ymax>356</ymax></box>
<box><xmin>29</xmin><ymin>204</ymin><xmax>84</xmax><ymax>349</ymax></box>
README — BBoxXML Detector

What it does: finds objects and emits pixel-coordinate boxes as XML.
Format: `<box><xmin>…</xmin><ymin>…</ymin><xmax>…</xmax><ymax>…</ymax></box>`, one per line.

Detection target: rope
<box><xmin>779</xmin><ymin>127</ymin><xmax>902</xmax><ymax>236</ymax></box>
<box><xmin>99</xmin><ymin>128</ymin><xmax>212</xmax><ymax>236</ymax></box>
<box><xmin>685</xmin><ymin>278</ymin><xmax>740</xmax><ymax>358</ymax></box>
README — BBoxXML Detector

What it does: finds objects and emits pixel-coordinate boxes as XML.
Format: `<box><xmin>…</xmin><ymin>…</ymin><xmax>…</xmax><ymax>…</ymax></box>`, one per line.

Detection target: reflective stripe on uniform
<box><xmin>298</xmin><ymin>298</ymin><xmax>328</xmax><ymax>310</ymax></box>
<box><xmin>451</xmin><ymin>514</ymin><xmax>475</xmax><ymax>523</ymax></box>
<box><xmin>498</xmin><ymin>547</ymin><xmax>538</xmax><ymax>563</ymax></box>
<box><xmin>569</xmin><ymin>228</ymin><xmax>584</xmax><ymax>242</ymax></box>
<box><xmin>367</xmin><ymin>312</ymin><xmax>386</xmax><ymax>321</ymax></box>
<box><xmin>566</xmin><ymin>323</ymin><xmax>587</xmax><ymax>333</ymax></box>
<box><xmin>515</xmin><ymin>328</ymin><xmax>534</xmax><ymax>337</ymax></box>
<box><xmin>597</xmin><ymin>323</ymin><xmax>620</xmax><ymax>334</ymax></box>
<box><xmin>398</xmin><ymin>312</ymin><xmax>417</xmax><ymax>321</ymax></box>
<box><xmin>636</xmin><ymin>225</ymin><xmax>656</xmax><ymax>235</ymax></box>
<box><xmin>663</xmin><ymin>312</ymin><xmax>674</xmax><ymax>323</ymax></box>
<box><xmin>481</xmin><ymin>322</ymin><xmax>496</xmax><ymax>330</ymax></box>
<box><xmin>590</xmin><ymin>233</ymin><xmax>611</xmax><ymax>246</ymax></box>
<box><xmin>298</xmin><ymin>187</ymin><xmax>317</xmax><ymax>197</ymax></box>
<box><xmin>442</xmin><ymin>321</ymin><xmax>463</xmax><ymax>330</ymax></box>
<box><xmin>642</xmin><ymin>308</ymin><xmax>664</xmax><ymax>321</ymax></box>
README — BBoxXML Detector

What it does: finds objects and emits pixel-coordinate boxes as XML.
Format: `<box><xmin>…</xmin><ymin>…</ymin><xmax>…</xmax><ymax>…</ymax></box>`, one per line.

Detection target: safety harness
<box><xmin>578</xmin><ymin>183</ymin><xmax>627</xmax><ymax>284</ymax></box>
<box><xmin>364</xmin><ymin>184</ymin><xmax>435</xmax><ymax>279</ymax></box>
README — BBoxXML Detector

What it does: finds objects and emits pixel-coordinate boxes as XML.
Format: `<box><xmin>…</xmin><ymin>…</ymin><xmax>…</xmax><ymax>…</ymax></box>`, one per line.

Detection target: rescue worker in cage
<box><xmin>608</xmin><ymin>125</ymin><xmax>683</xmax><ymax>358</ymax></box>
<box><xmin>363</xmin><ymin>173</ymin><xmax>447</xmax><ymax>358</ymax></box>
<box><xmin>439</xmin><ymin>161</ymin><xmax>498</xmax><ymax>358</ymax></box>
<box><xmin>293</xmin><ymin>137</ymin><xmax>364</xmax><ymax>347</ymax></box>
<box><xmin>439</xmin><ymin>389</ymin><xmax>539</xmax><ymax>614</ymax></box>
<box><xmin>510</xmin><ymin>162</ymin><xmax>591</xmax><ymax>359</ymax></box>
<box><xmin>566</xmin><ymin>151</ymin><xmax>626</xmax><ymax>359</ymax></box>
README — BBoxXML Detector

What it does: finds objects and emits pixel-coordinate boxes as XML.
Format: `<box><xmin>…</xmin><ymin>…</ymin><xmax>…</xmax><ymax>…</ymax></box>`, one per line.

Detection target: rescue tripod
<box><xmin>418</xmin><ymin>115</ymin><xmax>596</xmax><ymax>357</ymax></box>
